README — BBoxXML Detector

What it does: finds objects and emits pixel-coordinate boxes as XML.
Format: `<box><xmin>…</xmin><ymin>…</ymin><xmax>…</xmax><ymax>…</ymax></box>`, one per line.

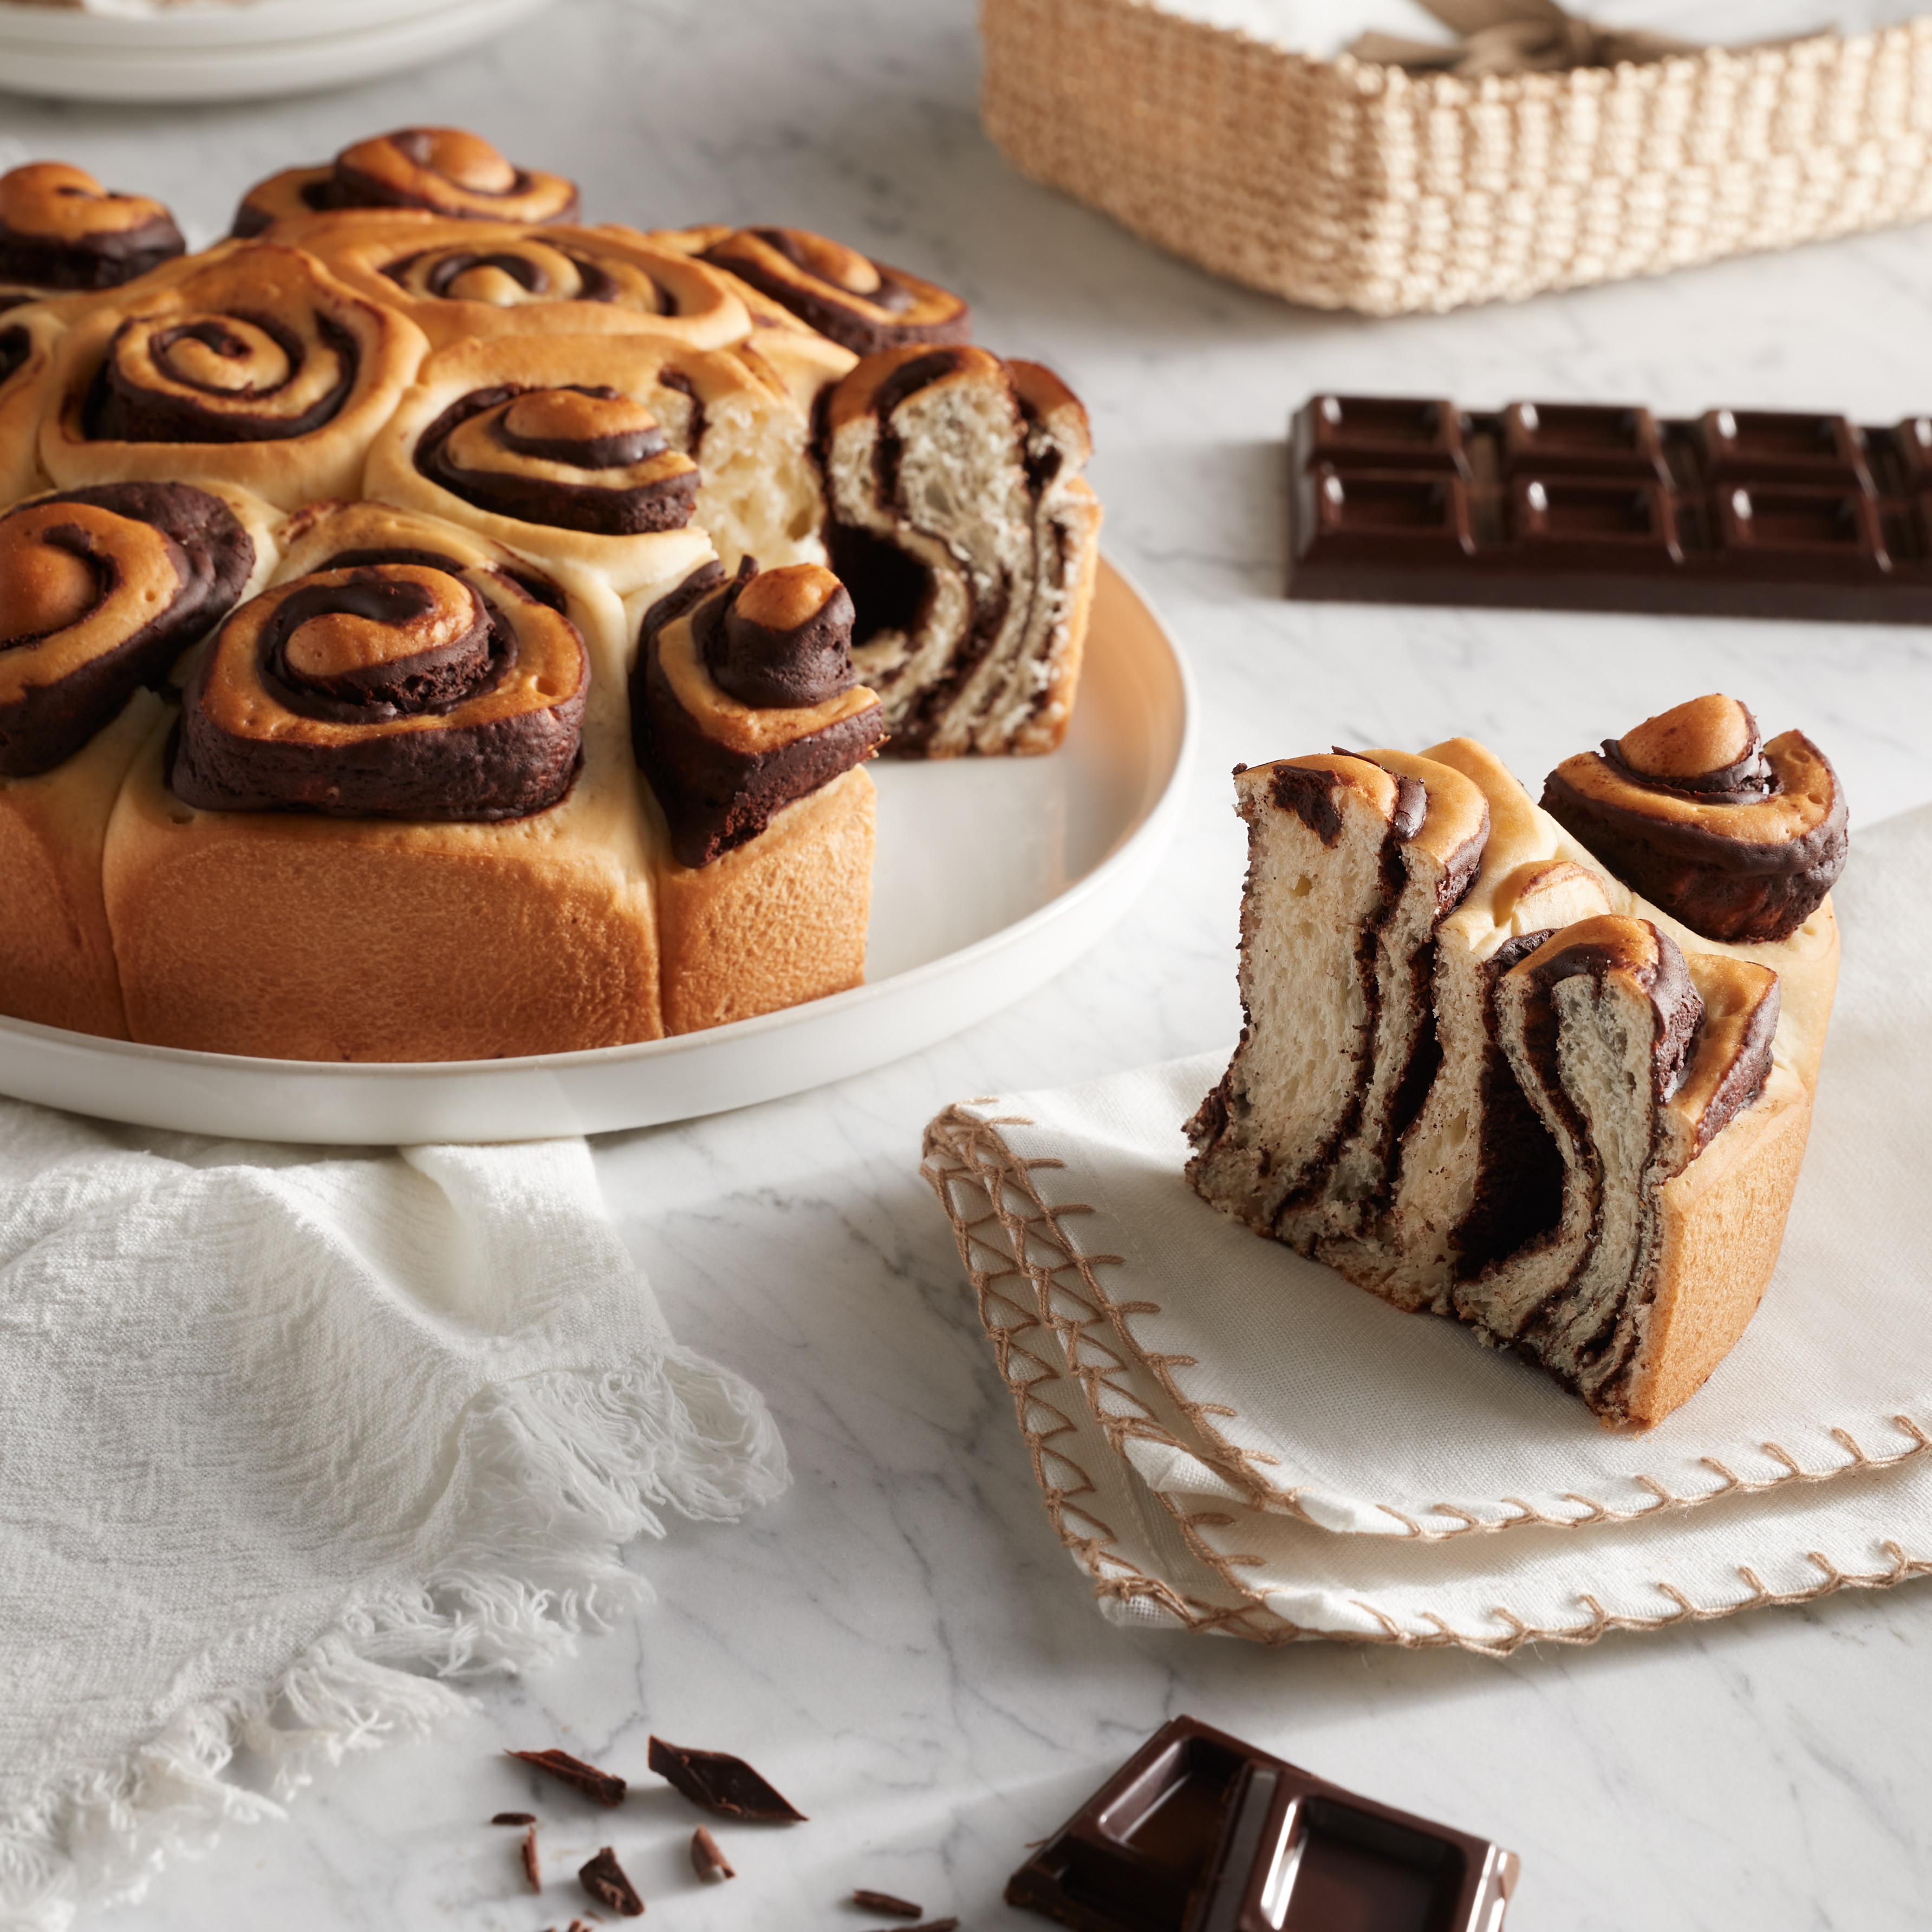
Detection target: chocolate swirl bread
<box><xmin>232</xmin><ymin>128</ymin><xmax>578</xmax><ymax>239</ymax></box>
<box><xmin>1188</xmin><ymin>701</ymin><xmax>1842</xmax><ymax>1427</ymax></box>
<box><xmin>366</xmin><ymin>333</ymin><xmax>820</xmax><ymax>600</ymax></box>
<box><xmin>674</xmin><ymin>225</ymin><xmax>971</xmax><ymax>356</ymax></box>
<box><xmin>286</xmin><ymin>215</ymin><xmax>754</xmax><ymax>352</ymax></box>
<box><xmin>0</xmin><ymin>479</ymin><xmax>275</xmax><ymax>1038</ymax></box>
<box><xmin>41</xmin><ymin>242</ymin><xmax>429</xmax><ymax>511</ymax></box>
<box><xmin>822</xmin><ymin>346</ymin><xmax>1100</xmax><ymax>756</ymax></box>
<box><xmin>0</xmin><ymin>162</ymin><xmax>184</xmax><ymax>297</ymax></box>
<box><xmin>1540</xmin><ymin>693</ymin><xmax>1849</xmax><ymax>944</ymax></box>
<box><xmin>105</xmin><ymin>527</ymin><xmax>671</xmax><ymax>1061</ymax></box>
<box><xmin>635</xmin><ymin>559</ymin><xmax>884</xmax><ymax>1032</ymax></box>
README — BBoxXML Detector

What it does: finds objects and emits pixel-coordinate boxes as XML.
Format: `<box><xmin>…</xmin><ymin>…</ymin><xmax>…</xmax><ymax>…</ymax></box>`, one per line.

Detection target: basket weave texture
<box><xmin>980</xmin><ymin>0</ymin><xmax>1932</xmax><ymax>315</ymax></box>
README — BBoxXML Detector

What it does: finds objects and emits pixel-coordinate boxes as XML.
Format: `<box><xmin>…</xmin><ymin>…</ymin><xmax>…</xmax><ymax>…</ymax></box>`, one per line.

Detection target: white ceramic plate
<box><xmin>0</xmin><ymin>560</ymin><xmax>1193</xmax><ymax>1144</ymax></box>
<box><xmin>0</xmin><ymin>0</ymin><xmax>550</xmax><ymax>103</ymax></box>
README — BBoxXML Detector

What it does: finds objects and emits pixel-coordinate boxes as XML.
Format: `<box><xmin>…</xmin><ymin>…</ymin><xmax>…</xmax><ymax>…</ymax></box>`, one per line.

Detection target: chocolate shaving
<box><xmin>491</xmin><ymin>1811</ymin><xmax>536</xmax><ymax>1825</ymax></box>
<box><xmin>506</xmin><ymin>1747</ymin><xmax>627</xmax><ymax>1807</ymax></box>
<box><xmin>579</xmin><ymin>1845</ymin><xmax>645</xmax><ymax>1916</ymax></box>
<box><xmin>522</xmin><ymin>1824</ymin><xmax>542</xmax><ymax>1892</ymax></box>
<box><xmin>853</xmin><ymin>1891</ymin><xmax>924</xmax><ymax>1918</ymax></box>
<box><xmin>691</xmin><ymin>1825</ymin><xmax>735</xmax><ymax>1881</ymax></box>
<box><xmin>647</xmin><ymin>1735</ymin><xmax>806</xmax><ymax>1822</ymax></box>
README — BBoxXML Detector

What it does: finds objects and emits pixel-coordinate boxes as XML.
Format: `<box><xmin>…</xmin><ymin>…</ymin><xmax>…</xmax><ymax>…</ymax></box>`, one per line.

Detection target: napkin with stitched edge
<box><xmin>0</xmin><ymin>1113</ymin><xmax>787</xmax><ymax>1932</ymax></box>
<box><xmin>921</xmin><ymin>801</ymin><xmax>1932</xmax><ymax>1650</ymax></box>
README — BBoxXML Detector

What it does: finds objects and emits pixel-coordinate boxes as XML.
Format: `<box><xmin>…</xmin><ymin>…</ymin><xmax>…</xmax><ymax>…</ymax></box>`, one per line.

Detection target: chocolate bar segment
<box><xmin>1287</xmin><ymin>391</ymin><xmax>1932</xmax><ymax>622</ymax></box>
<box><xmin>1005</xmin><ymin>1715</ymin><xmax>1517</xmax><ymax>1932</ymax></box>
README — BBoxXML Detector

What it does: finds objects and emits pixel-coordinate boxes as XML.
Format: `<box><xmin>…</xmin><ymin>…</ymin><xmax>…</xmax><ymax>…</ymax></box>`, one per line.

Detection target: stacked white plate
<box><xmin>0</xmin><ymin>0</ymin><xmax>551</xmax><ymax>103</ymax></box>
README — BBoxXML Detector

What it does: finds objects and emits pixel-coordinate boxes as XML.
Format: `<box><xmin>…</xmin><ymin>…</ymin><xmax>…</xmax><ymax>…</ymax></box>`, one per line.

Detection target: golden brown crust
<box><xmin>655</xmin><ymin>766</ymin><xmax>874</xmax><ymax>1035</ymax></box>
<box><xmin>0</xmin><ymin>300</ymin><xmax>63</xmax><ymax>509</ymax></box>
<box><xmin>104</xmin><ymin>693</ymin><xmax>665</xmax><ymax>1061</ymax></box>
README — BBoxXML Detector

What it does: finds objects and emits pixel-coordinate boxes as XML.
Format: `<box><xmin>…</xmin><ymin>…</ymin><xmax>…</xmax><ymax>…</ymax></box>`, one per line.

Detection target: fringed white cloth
<box><xmin>0</xmin><ymin>1122</ymin><xmax>787</xmax><ymax>1930</ymax></box>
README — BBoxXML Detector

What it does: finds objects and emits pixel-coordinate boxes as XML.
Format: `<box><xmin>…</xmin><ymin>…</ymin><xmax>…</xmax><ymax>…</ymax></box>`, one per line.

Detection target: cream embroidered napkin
<box><xmin>0</xmin><ymin>1115</ymin><xmax>787</xmax><ymax>1932</ymax></box>
<box><xmin>923</xmin><ymin>802</ymin><xmax>1932</xmax><ymax>1650</ymax></box>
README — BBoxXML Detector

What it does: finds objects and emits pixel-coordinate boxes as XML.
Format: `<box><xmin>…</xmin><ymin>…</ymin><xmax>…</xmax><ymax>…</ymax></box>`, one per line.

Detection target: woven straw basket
<box><xmin>980</xmin><ymin>0</ymin><xmax>1932</xmax><ymax>314</ymax></box>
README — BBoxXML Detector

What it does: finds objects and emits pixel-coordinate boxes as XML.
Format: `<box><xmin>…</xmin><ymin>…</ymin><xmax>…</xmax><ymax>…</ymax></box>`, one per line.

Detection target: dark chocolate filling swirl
<box><xmin>697</xmin><ymin>556</ymin><xmax>857</xmax><ymax>708</ymax></box>
<box><xmin>88</xmin><ymin>309</ymin><xmax>358</xmax><ymax>446</ymax></box>
<box><xmin>414</xmin><ymin>382</ymin><xmax>700</xmax><ymax>535</ymax></box>
<box><xmin>324</xmin><ymin>128</ymin><xmax>579</xmax><ymax>224</ymax></box>
<box><xmin>633</xmin><ymin>559</ymin><xmax>886</xmax><ymax>868</ymax></box>
<box><xmin>172</xmin><ymin>561</ymin><xmax>586</xmax><ymax>823</ymax></box>
<box><xmin>0</xmin><ymin>323</ymin><xmax>29</xmax><ymax>389</ymax></box>
<box><xmin>0</xmin><ymin>481</ymin><xmax>254</xmax><ymax>778</ymax></box>
<box><xmin>700</xmin><ymin>225</ymin><xmax>970</xmax><ymax>356</ymax></box>
<box><xmin>386</xmin><ymin>245</ymin><xmax>626</xmax><ymax>308</ymax></box>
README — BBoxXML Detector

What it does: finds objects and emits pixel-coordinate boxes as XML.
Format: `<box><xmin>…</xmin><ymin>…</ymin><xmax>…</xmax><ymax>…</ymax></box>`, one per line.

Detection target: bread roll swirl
<box><xmin>283</xmin><ymin>215</ymin><xmax>752</xmax><ymax>350</ymax></box>
<box><xmin>695</xmin><ymin>226</ymin><xmax>969</xmax><ymax>355</ymax></box>
<box><xmin>42</xmin><ymin>243</ymin><xmax>428</xmax><ymax>511</ymax></box>
<box><xmin>0</xmin><ymin>301</ymin><xmax>62</xmax><ymax>508</ymax></box>
<box><xmin>0</xmin><ymin>162</ymin><xmax>184</xmax><ymax>295</ymax></box>
<box><xmin>173</xmin><ymin>560</ymin><xmax>587</xmax><ymax>821</ymax></box>
<box><xmin>0</xmin><ymin>482</ymin><xmax>256</xmax><ymax>777</ymax></box>
<box><xmin>232</xmin><ymin>128</ymin><xmax>578</xmax><ymax>238</ymax></box>
<box><xmin>634</xmin><ymin>558</ymin><xmax>886</xmax><ymax>867</ymax></box>
<box><xmin>1540</xmin><ymin>693</ymin><xmax>1848</xmax><ymax>943</ymax></box>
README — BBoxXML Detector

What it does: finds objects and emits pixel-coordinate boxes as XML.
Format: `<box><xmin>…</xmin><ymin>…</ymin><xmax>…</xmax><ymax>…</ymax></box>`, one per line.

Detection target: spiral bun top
<box><xmin>0</xmin><ymin>481</ymin><xmax>259</xmax><ymax>777</ymax></box>
<box><xmin>0</xmin><ymin>163</ymin><xmax>185</xmax><ymax>295</ymax></box>
<box><xmin>232</xmin><ymin>128</ymin><xmax>580</xmax><ymax>238</ymax></box>
<box><xmin>174</xmin><ymin>558</ymin><xmax>588</xmax><ymax>821</ymax></box>
<box><xmin>41</xmin><ymin>242</ymin><xmax>429</xmax><ymax>511</ymax></box>
<box><xmin>1541</xmin><ymin>693</ymin><xmax>1849</xmax><ymax>943</ymax></box>
<box><xmin>693</xmin><ymin>225</ymin><xmax>970</xmax><ymax>356</ymax></box>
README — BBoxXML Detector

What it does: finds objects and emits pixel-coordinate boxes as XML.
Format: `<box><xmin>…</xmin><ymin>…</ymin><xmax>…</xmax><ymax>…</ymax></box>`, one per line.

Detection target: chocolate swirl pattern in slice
<box><xmin>231</xmin><ymin>127</ymin><xmax>579</xmax><ymax>238</ymax></box>
<box><xmin>697</xmin><ymin>226</ymin><xmax>969</xmax><ymax>355</ymax></box>
<box><xmin>634</xmin><ymin>557</ymin><xmax>886</xmax><ymax>867</ymax></box>
<box><xmin>823</xmin><ymin>345</ymin><xmax>1101</xmax><ymax>755</ymax></box>
<box><xmin>173</xmin><ymin>560</ymin><xmax>587</xmax><ymax>821</ymax></box>
<box><xmin>42</xmin><ymin>242</ymin><xmax>428</xmax><ymax>512</ymax></box>
<box><xmin>0</xmin><ymin>162</ymin><xmax>185</xmax><ymax>295</ymax></box>
<box><xmin>291</xmin><ymin>217</ymin><xmax>752</xmax><ymax>351</ymax></box>
<box><xmin>1540</xmin><ymin>693</ymin><xmax>1848</xmax><ymax>942</ymax></box>
<box><xmin>0</xmin><ymin>482</ymin><xmax>256</xmax><ymax>776</ymax></box>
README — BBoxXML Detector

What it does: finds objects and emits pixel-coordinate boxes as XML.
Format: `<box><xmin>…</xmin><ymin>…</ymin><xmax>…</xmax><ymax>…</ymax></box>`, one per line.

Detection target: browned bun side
<box><xmin>1541</xmin><ymin>694</ymin><xmax>1848</xmax><ymax>943</ymax></box>
<box><xmin>694</xmin><ymin>225</ymin><xmax>969</xmax><ymax>355</ymax></box>
<box><xmin>40</xmin><ymin>242</ymin><xmax>429</xmax><ymax>511</ymax></box>
<box><xmin>0</xmin><ymin>162</ymin><xmax>185</xmax><ymax>293</ymax></box>
<box><xmin>232</xmin><ymin>127</ymin><xmax>578</xmax><ymax>238</ymax></box>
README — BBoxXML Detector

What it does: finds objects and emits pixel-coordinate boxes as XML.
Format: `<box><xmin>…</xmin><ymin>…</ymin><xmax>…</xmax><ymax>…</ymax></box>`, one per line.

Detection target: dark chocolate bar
<box><xmin>1006</xmin><ymin>1715</ymin><xmax>1517</xmax><ymax>1932</ymax></box>
<box><xmin>1286</xmin><ymin>392</ymin><xmax>1932</xmax><ymax>622</ymax></box>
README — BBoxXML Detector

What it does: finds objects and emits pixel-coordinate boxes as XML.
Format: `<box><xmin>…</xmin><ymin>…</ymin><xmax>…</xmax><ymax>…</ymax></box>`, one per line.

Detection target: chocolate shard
<box><xmin>690</xmin><ymin>1826</ymin><xmax>735</xmax><ymax>1882</ymax></box>
<box><xmin>647</xmin><ymin>1735</ymin><xmax>806</xmax><ymax>1822</ymax></box>
<box><xmin>522</xmin><ymin>1824</ymin><xmax>542</xmax><ymax>1893</ymax></box>
<box><xmin>490</xmin><ymin>1811</ymin><xmax>535</xmax><ymax>1826</ymax></box>
<box><xmin>505</xmin><ymin>1747</ymin><xmax>628</xmax><ymax>1807</ymax></box>
<box><xmin>853</xmin><ymin>1891</ymin><xmax>924</xmax><ymax>1918</ymax></box>
<box><xmin>579</xmin><ymin>1845</ymin><xmax>645</xmax><ymax>1917</ymax></box>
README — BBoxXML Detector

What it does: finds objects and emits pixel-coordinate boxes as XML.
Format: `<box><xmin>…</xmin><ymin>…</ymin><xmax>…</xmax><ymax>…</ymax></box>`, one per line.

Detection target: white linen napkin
<box><xmin>923</xmin><ymin>803</ymin><xmax>1932</xmax><ymax>1650</ymax></box>
<box><xmin>0</xmin><ymin>1114</ymin><xmax>787</xmax><ymax>1932</ymax></box>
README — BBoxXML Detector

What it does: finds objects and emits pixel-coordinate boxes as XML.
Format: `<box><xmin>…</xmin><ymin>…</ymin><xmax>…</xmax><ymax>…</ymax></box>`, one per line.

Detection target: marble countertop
<box><xmin>6</xmin><ymin>2</ymin><xmax>1931</xmax><ymax>1926</ymax></box>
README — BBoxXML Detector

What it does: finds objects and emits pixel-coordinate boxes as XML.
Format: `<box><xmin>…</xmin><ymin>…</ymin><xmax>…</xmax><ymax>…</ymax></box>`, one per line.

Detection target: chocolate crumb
<box><xmin>580</xmin><ymin>1846</ymin><xmax>645</xmax><ymax>1916</ymax></box>
<box><xmin>522</xmin><ymin>1824</ymin><xmax>542</xmax><ymax>1892</ymax></box>
<box><xmin>506</xmin><ymin>1747</ymin><xmax>628</xmax><ymax>1807</ymax></box>
<box><xmin>492</xmin><ymin>1811</ymin><xmax>536</xmax><ymax>1826</ymax></box>
<box><xmin>691</xmin><ymin>1826</ymin><xmax>735</xmax><ymax>1881</ymax></box>
<box><xmin>853</xmin><ymin>1891</ymin><xmax>923</xmax><ymax>1917</ymax></box>
<box><xmin>647</xmin><ymin>1735</ymin><xmax>806</xmax><ymax>1822</ymax></box>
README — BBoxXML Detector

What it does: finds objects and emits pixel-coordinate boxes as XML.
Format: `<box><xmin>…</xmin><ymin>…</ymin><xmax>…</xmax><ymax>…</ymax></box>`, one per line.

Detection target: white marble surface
<box><xmin>6</xmin><ymin>2</ymin><xmax>1932</xmax><ymax>1926</ymax></box>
